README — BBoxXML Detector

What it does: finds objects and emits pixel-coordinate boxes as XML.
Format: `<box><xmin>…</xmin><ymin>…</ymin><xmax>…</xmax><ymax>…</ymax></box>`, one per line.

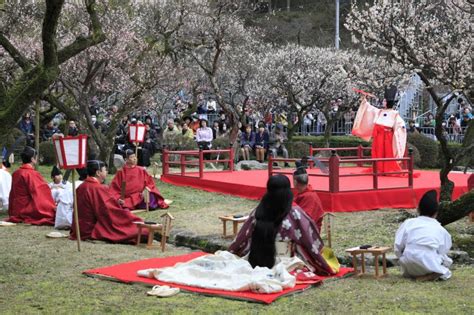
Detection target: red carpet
<box><xmin>161</xmin><ymin>168</ymin><xmax>470</xmax><ymax>212</ymax></box>
<box><xmin>83</xmin><ymin>252</ymin><xmax>353</xmax><ymax>304</ymax></box>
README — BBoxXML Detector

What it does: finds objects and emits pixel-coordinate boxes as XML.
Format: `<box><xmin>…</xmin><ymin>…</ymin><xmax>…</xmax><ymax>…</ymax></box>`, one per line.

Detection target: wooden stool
<box><xmin>135</xmin><ymin>212</ymin><xmax>174</xmax><ymax>251</ymax></box>
<box><xmin>218</xmin><ymin>215</ymin><xmax>248</xmax><ymax>238</ymax></box>
<box><xmin>345</xmin><ymin>246</ymin><xmax>391</xmax><ymax>278</ymax></box>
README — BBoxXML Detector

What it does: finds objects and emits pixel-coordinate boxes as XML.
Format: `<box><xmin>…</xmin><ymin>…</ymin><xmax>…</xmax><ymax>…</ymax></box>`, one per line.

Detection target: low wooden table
<box><xmin>135</xmin><ymin>213</ymin><xmax>174</xmax><ymax>252</ymax></box>
<box><xmin>218</xmin><ymin>215</ymin><xmax>249</xmax><ymax>238</ymax></box>
<box><xmin>345</xmin><ymin>246</ymin><xmax>391</xmax><ymax>278</ymax></box>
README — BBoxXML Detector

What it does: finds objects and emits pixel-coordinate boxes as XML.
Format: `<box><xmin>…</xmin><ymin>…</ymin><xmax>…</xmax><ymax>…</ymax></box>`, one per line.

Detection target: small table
<box><xmin>218</xmin><ymin>215</ymin><xmax>248</xmax><ymax>238</ymax></box>
<box><xmin>345</xmin><ymin>246</ymin><xmax>391</xmax><ymax>278</ymax></box>
<box><xmin>135</xmin><ymin>222</ymin><xmax>164</xmax><ymax>250</ymax></box>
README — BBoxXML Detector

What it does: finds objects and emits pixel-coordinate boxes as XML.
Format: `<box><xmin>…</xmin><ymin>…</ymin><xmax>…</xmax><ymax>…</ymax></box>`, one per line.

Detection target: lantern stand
<box><xmin>53</xmin><ymin>135</ymin><xmax>87</xmax><ymax>252</ymax></box>
<box><xmin>135</xmin><ymin>141</ymin><xmax>139</xmax><ymax>158</ymax></box>
<box><xmin>71</xmin><ymin>170</ymin><xmax>81</xmax><ymax>252</ymax></box>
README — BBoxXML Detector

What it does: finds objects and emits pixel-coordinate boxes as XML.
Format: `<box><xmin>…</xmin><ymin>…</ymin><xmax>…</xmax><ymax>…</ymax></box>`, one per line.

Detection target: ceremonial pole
<box><xmin>71</xmin><ymin>170</ymin><xmax>81</xmax><ymax>251</ymax></box>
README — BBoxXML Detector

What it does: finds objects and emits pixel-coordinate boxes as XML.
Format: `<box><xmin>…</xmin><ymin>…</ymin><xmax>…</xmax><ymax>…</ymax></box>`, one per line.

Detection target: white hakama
<box><xmin>394</xmin><ymin>216</ymin><xmax>453</xmax><ymax>280</ymax></box>
<box><xmin>49</xmin><ymin>181</ymin><xmax>74</xmax><ymax>229</ymax></box>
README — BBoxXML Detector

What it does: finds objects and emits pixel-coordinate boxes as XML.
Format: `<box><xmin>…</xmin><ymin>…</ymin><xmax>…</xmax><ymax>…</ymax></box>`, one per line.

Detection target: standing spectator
<box><xmin>254</xmin><ymin>124</ymin><xmax>270</xmax><ymax>163</ymax></box>
<box><xmin>180</xmin><ymin>122</ymin><xmax>194</xmax><ymax>140</ymax></box>
<box><xmin>447</xmin><ymin>115</ymin><xmax>462</xmax><ymax>141</ymax></box>
<box><xmin>18</xmin><ymin>113</ymin><xmax>35</xmax><ymax>146</ymax></box>
<box><xmin>212</xmin><ymin>121</ymin><xmax>220</xmax><ymax>139</ymax></box>
<box><xmin>344</xmin><ymin>108</ymin><xmax>355</xmax><ymax>135</ymax></box>
<box><xmin>197</xmin><ymin>99</ymin><xmax>208</xmax><ymax>121</ymax></box>
<box><xmin>189</xmin><ymin>115</ymin><xmax>200</xmax><ymax>134</ymax></box>
<box><xmin>196</xmin><ymin>119</ymin><xmax>213</xmax><ymax>150</ymax></box>
<box><xmin>264</xmin><ymin>111</ymin><xmax>273</xmax><ymax>131</ymax></box>
<box><xmin>218</xmin><ymin>122</ymin><xmax>229</xmax><ymax>138</ymax></box>
<box><xmin>460</xmin><ymin>107</ymin><xmax>472</xmax><ymax>128</ymax></box>
<box><xmin>144</xmin><ymin>123</ymin><xmax>158</xmax><ymax>156</ymax></box>
<box><xmin>68</xmin><ymin>120</ymin><xmax>79</xmax><ymax>136</ymax></box>
<box><xmin>240</xmin><ymin>125</ymin><xmax>255</xmax><ymax>161</ymax></box>
<box><xmin>303</xmin><ymin>112</ymin><xmax>314</xmax><ymax>135</ymax></box>
<box><xmin>316</xmin><ymin>110</ymin><xmax>326</xmax><ymax>134</ymax></box>
<box><xmin>269</xmin><ymin>124</ymin><xmax>290</xmax><ymax>167</ymax></box>
<box><xmin>162</xmin><ymin>119</ymin><xmax>180</xmax><ymax>149</ymax></box>
<box><xmin>407</xmin><ymin>120</ymin><xmax>419</xmax><ymax>134</ymax></box>
<box><xmin>207</xmin><ymin>97</ymin><xmax>217</xmax><ymax>114</ymax></box>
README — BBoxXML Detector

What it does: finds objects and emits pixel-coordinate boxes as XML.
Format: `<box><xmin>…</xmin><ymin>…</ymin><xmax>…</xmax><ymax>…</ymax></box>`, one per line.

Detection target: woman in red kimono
<box><xmin>110</xmin><ymin>150</ymin><xmax>168</xmax><ymax>210</ymax></box>
<box><xmin>229</xmin><ymin>175</ymin><xmax>336</xmax><ymax>276</ymax></box>
<box><xmin>8</xmin><ymin>147</ymin><xmax>56</xmax><ymax>225</ymax></box>
<box><xmin>352</xmin><ymin>86</ymin><xmax>407</xmax><ymax>174</ymax></box>
<box><xmin>70</xmin><ymin>160</ymin><xmax>144</xmax><ymax>244</ymax></box>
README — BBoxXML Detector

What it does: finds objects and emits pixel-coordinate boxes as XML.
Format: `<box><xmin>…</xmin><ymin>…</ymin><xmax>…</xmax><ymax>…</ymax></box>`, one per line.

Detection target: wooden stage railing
<box><xmin>309</xmin><ymin>145</ymin><xmax>372</xmax><ymax>167</ymax></box>
<box><xmin>162</xmin><ymin>148</ymin><xmax>234</xmax><ymax>179</ymax></box>
<box><xmin>269</xmin><ymin>148</ymin><xmax>415</xmax><ymax>193</ymax></box>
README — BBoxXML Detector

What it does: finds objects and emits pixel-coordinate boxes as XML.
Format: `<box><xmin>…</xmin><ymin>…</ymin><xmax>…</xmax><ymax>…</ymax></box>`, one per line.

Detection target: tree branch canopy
<box><xmin>0</xmin><ymin>33</ymin><xmax>32</xmax><ymax>70</ymax></box>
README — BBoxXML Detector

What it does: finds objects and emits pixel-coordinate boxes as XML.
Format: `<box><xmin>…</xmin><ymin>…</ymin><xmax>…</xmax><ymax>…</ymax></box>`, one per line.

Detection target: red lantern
<box><xmin>128</xmin><ymin>124</ymin><xmax>147</xmax><ymax>143</ymax></box>
<box><xmin>53</xmin><ymin>135</ymin><xmax>88</xmax><ymax>169</ymax></box>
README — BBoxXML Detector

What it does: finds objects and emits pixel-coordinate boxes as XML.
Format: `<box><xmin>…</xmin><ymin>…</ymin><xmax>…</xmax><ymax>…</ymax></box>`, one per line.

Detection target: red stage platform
<box><xmin>161</xmin><ymin>168</ymin><xmax>470</xmax><ymax>212</ymax></box>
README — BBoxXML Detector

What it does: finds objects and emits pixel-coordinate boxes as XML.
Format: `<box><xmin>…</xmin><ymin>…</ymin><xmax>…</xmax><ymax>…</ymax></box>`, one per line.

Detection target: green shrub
<box><xmin>406</xmin><ymin>143</ymin><xmax>422</xmax><ymax>168</ymax></box>
<box><xmin>407</xmin><ymin>133</ymin><xmax>439</xmax><ymax>168</ymax></box>
<box><xmin>287</xmin><ymin>141</ymin><xmax>310</xmax><ymax>158</ymax></box>
<box><xmin>38</xmin><ymin>141</ymin><xmax>56</xmax><ymax>165</ymax></box>
<box><xmin>291</xmin><ymin>135</ymin><xmax>371</xmax><ymax>157</ymax></box>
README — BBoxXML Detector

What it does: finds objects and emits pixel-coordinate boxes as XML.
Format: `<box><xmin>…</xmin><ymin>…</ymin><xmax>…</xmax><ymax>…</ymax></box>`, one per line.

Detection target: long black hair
<box><xmin>248</xmin><ymin>175</ymin><xmax>293</xmax><ymax>269</ymax></box>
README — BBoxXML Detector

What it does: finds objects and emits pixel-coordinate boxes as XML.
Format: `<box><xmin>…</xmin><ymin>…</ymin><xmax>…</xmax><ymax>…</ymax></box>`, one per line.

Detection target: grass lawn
<box><xmin>0</xmin><ymin>165</ymin><xmax>473</xmax><ymax>314</ymax></box>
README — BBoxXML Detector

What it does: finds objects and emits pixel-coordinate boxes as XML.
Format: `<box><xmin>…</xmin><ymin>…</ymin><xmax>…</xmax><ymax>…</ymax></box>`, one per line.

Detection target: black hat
<box><xmin>51</xmin><ymin>165</ymin><xmax>62</xmax><ymax>178</ymax></box>
<box><xmin>293</xmin><ymin>166</ymin><xmax>307</xmax><ymax>176</ymax></box>
<box><xmin>76</xmin><ymin>168</ymin><xmax>88</xmax><ymax>181</ymax></box>
<box><xmin>2</xmin><ymin>160</ymin><xmax>11</xmax><ymax>169</ymax></box>
<box><xmin>384</xmin><ymin>85</ymin><xmax>398</xmax><ymax>108</ymax></box>
<box><xmin>20</xmin><ymin>146</ymin><xmax>36</xmax><ymax>164</ymax></box>
<box><xmin>418</xmin><ymin>190</ymin><xmax>438</xmax><ymax>217</ymax></box>
<box><xmin>123</xmin><ymin>149</ymin><xmax>135</xmax><ymax>159</ymax></box>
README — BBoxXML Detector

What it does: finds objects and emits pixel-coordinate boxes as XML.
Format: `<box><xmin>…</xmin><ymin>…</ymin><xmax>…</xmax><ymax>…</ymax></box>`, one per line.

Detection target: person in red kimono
<box><xmin>70</xmin><ymin>160</ymin><xmax>144</xmax><ymax>244</ymax></box>
<box><xmin>110</xmin><ymin>150</ymin><xmax>168</xmax><ymax>210</ymax></box>
<box><xmin>229</xmin><ymin>175</ymin><xmax>336</xmax><ymax>276</ymax></box>
<box><xmin>293</xmin><ymin>167</ymin><xmax>325</xmax><ymax>232</ymax></box>
<box><xmin>352</xmin><ymin>86</ymin><xmax>407</xmax><ymax>174</ymax></box>
<box><xmin>7</xmin><ymin>147</ymin><xmax>56</xmax><ymax>225</ymax></box>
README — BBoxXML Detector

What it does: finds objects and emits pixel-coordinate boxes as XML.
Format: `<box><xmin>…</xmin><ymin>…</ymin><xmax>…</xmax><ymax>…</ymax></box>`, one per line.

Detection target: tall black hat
<box><xmin>293</xmin><ymin>166</ymin><xmax>307</xmax><ymax>176</ymax></box>
<box><xmin>384</xmin><ymin>85</ymin><xmax>398</xmax><ymax>108</ymax></box>
<box><xmin>51</xmin><ymin>165</ymin><xmax>62</xmax><ymax>178</ymax></box>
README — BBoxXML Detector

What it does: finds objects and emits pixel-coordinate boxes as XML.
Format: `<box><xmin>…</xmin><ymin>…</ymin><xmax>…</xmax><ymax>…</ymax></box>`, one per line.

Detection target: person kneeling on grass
<box><xmin>229</xmin><ymin>175</ymin><xmax>338</xmax><ymax>276</ymax></box>
<box><xmin>394</xmin><ymin>190</ymin><xmax>453</xmax><ymax>281</ymax></box>
<box><xmin>70</xmin><ymin>160</ymin><xmax>144</xmax><ymax>244</ymax></box>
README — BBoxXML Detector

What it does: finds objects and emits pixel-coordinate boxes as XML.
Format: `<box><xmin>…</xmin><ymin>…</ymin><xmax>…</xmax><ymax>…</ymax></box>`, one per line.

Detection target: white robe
<box><xmin>0</xmin><ymin>168</ymin><xmax>12</xmax><ymax>210</ymax></box>
<box><xmin>394</xmin><ymin>216</ymin><xmax>453</xmax><ymax>280</ymax></box>
<box><xmin>138</xmin><ymin>250</ymin><xmax>304</xmax><ymax>293</ymax></box>
<box><xmin>49</xmin><ymin>181</ymin><xmax>74</xmax><ymax>229</ymax></box>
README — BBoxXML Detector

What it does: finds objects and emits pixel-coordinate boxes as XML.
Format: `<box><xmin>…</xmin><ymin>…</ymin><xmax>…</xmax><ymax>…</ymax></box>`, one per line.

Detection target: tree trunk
<box><xmin>437</xmin><ymin>190</ymin><xmax>474</xmax><ymax>226</ymax></box>
<box><xmin>323</xmin><ymin>115</ymin><xmax>334</xmax><ymax>148</ymax></box>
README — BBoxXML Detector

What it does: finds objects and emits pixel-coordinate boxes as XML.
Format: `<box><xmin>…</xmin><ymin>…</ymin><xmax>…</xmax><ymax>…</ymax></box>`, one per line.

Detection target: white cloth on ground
<box><xmin>394</xmin><ymin>216</ymin><xmax>453</xmax><ymax>280</ymax></box>
<box><xmin>0</xmin><ymin>169</ymin><xmax>12</xmax><ymax>210</ymax></box>
<box><xmin>137</xmin><ymin>250</ymin><xmax>304</xmax><ymax>293</ymax></box>
<box><xmin>49</xmin><ymin>181</ymin><xmax>74</xmax><ymax>229</ymax></box>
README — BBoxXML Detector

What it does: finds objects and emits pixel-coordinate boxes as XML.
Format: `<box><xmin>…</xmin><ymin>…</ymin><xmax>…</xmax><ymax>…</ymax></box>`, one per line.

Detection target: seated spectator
<box><xmin>394</xmin><ymin>190</ymin><xmax>453</xmax><ymax>281</ymax></box>
<box><xmin>18</xmin><ymin>113</ymin><xmax>35</xmax><ymax>146</ymax></box>
<box><xmin>42</xmin><ymin>121</ymin><xmax>61</xmax><ymax>141</ymax></box>
<box><xmin>229</xmin><ymin>175</ymin><xmax>337</xmax><ymax>275</ymax></box>
<box><xmin>68</xmin><ymin>120</ymin><xmax>79</xmax><ymax>136</ymax></box>
<box><xmin>218</xmin><ymin>122</ymin><xmax>229</xmax><ymax>138</ymax></box>
<box><xmin>254</xmin><ymin>124</ymin><xmax>270</xmax><ymax>163</ymax></box>
<box><xmin>270</xmin><ymin>124</ymin><xmax>290</xmax><ymax>167</ymax></box>
<box><xmin>240</xmin><ymin>125</ymin><xmax>255</xmax><ymax>161</ymax></box>
<box><xmin>162</xmin><ymin>119</ymin><xmax>180</xmax><ymax>149</ymax></box>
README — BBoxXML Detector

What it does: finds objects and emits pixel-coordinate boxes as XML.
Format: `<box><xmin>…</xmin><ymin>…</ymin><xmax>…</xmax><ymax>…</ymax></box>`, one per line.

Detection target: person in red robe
<box><xmin>8</xmin><ymin>147</ymin><xmax>56</xmax><ymax>225</ymax></box>
<box><xmin>293</xmin><ymin>167</ymin><xmax>325</xmax><ymax>232</ymax></box>
<box><xmin>352</xmin><ymin>86</ymin><xmax>407</xmax><ymax>174</ymax></box>
<box><xmin>110</xmin><ymin>150</ymin><xmax>168</xmax><ymax>210</ymax></box>
<box><xmin>70</xmin><ymin>160</ymin><xmax>144</xmax><ymax>244</ymax></box>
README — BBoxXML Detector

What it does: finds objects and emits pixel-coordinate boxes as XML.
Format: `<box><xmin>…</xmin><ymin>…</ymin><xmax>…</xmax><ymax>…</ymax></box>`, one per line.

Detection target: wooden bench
<box><xmin>218</xmin><ymin>215</ymin><xmax>248</xmax><ymax>238</ymax></box>
<box><xmin>135</xmin><ymin>212</ymin><xmax>174</xmax><ymax>251</ymax></box>
<box><xmin>345</xmin><ymin>246</ymin><xmax>391</xmax><ymax>278</ymax></box>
